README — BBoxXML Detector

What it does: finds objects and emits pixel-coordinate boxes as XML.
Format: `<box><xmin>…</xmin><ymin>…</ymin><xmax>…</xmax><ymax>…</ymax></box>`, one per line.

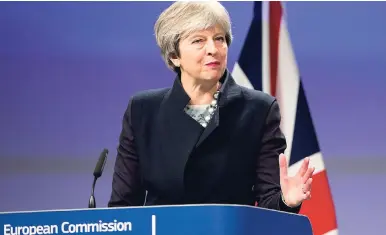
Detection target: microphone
<box><xmin>88</xmin><ymin>148</ymin><xmax>109</xmax><ymax>208</ymax></box>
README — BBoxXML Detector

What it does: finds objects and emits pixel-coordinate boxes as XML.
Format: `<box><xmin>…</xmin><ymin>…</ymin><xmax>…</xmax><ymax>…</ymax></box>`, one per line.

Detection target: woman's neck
<box><xmin>181</xmin><ymin>75</ymin><xmax>220</xmax><ymax>105</ymax></box>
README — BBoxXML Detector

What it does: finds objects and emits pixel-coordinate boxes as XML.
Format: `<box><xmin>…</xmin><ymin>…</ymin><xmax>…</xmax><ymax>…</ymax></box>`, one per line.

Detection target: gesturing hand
<box><xmin>279</xmin><ymin>153</ymin><xmax>315</xmax><ymax>207</ymax></box>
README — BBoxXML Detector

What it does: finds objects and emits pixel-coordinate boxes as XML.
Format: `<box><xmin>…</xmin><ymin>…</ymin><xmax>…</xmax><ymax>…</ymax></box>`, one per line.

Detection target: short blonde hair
<box><xmin>154</xmin><ymin>1</ymin><xmax>233</xmax><ymax>72</ymax></box>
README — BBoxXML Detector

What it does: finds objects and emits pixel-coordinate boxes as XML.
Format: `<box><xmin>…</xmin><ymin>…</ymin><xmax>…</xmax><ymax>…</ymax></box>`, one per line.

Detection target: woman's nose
<box><xmin>205</xmin><ymin>40</ymin><xmax>218</xmax><ymax>55</ymax></box>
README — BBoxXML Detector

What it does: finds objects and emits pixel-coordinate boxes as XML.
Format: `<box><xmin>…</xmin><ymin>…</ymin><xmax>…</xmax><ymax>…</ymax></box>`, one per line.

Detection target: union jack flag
<box><xmin>232</xmin><ymin>2</ymin><xmax>338</xmax><ymax>235</ymax></box>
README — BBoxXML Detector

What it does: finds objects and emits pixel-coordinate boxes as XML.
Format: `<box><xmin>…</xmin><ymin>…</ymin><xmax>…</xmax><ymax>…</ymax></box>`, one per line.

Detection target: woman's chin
<box><xmin>200</xmin><ymin>70</ymin><xmax>224</xmax><ymax>81</ymax></box>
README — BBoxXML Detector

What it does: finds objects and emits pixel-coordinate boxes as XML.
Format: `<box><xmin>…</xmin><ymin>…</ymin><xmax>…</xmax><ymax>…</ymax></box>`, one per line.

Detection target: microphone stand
<box><xmin>88</xmin><ymin>148</ymin><xmax>108</xmax><ymax>208</ymax></box>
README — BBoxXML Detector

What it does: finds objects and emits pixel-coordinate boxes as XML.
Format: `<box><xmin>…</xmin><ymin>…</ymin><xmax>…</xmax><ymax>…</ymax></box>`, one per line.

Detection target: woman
<box><xmin>108</xmin><ymin>1</ymin><xmax>314</xmax><ymax>213</ymax></box>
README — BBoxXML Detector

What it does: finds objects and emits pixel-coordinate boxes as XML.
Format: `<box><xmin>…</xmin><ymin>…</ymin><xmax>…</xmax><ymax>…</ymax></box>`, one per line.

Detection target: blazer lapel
<box><xmin>154</xmin><ymin>77</ymin><xmax>204</xmax><ymax>199</ymax></box>
<box><xmin>152</xmin><ymin>70</ymin><xmax>242</xmax><ymax>200</ymax></box>
<box><xmin>195</xmin><ymin>70</ymin><xmax>242</xmax><ymax>147</ymax></box>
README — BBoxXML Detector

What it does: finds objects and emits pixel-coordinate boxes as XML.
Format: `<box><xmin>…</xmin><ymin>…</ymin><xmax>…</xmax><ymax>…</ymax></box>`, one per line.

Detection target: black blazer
<box><xmin>108</xmin><ymin>70</ymin><xmax>300</xmax><ymax>213</ymax></box>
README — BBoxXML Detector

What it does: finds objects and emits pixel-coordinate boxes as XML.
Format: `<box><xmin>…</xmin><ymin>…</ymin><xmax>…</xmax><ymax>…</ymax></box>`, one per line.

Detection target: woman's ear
<box><xmin>169</xmin><ymin>53</ymin><xmax>180</xmax><ymax>67</ymax></box>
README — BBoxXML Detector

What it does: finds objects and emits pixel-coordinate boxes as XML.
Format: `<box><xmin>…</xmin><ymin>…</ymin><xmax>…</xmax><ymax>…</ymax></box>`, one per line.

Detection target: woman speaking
<box><xmin>108</xmin><ymin>1</ymin><xmax>314</xmax><ymax>213</ymax></box>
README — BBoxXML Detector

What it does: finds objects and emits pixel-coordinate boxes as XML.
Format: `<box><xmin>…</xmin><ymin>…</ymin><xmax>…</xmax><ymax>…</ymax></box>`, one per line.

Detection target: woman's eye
<box><xmin>192</xmin><ymin>39</ymin><xmax>203</xmax><ymax>44</ymax></box>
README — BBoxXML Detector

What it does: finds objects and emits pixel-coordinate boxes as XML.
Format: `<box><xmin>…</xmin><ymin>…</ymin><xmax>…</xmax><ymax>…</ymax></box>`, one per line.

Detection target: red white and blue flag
<box><xmin>232</xmin><ymin>2</ymin><xmax>338</xmax><ymax>235</ymax></box>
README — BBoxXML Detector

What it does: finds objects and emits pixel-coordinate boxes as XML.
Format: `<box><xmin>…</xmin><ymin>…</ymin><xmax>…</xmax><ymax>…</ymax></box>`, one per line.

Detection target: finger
<box><xmin>303</xmin><ymin>191</ymin><xmax>311</xmax><ymax>200</ymax></box>
<box><xmin>279</xmin><ymin>153</ymin><xmax>288</xmax><ymax>180</ymax></box>
<box><xmin>303</xmin><ymin>178</ymin><xmax>313</xmax><ymax>192</ymax></box>
<box><xmin>296</xmin><ymin>157</ymin><xmax>310</xmax><ymax>178</ymax></box>
<box><xmin>302</xmin><ymin>166</ymin><xmax>315</xmax><ymax>184</ymax></box>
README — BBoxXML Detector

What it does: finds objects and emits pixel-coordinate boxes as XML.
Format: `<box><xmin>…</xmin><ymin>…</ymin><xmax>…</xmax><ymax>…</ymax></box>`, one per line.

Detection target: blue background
<box><xmin>0</xmin><ymin>2</ymin><xmax>385</xmax><ymax>235</ymax></box>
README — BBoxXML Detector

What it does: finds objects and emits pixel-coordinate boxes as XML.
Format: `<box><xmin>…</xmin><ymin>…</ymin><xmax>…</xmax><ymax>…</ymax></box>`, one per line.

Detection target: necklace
<box><xmin>184</xmin><ymin>89</ymin><xmax>220</xmax><ymax>128</ymax></box>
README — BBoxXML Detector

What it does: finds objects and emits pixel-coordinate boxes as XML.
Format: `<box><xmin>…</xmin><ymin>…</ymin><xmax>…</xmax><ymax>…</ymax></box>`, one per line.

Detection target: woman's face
<box><xmin>172</xmin><ymin>25</ymin><xmax>228</xmax><ymax>82</ymax></box>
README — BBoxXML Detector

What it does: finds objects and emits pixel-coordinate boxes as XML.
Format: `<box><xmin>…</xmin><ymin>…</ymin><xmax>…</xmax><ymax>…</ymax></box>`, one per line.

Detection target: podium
<box><xmin>0</xmin><ymin>204</ymin><xmax>312</xmax><ymax>235</ymax></box>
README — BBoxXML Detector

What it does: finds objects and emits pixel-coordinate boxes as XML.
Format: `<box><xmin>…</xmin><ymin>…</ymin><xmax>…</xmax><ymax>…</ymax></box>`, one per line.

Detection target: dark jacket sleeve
<box><xmin>255</xmin><ymin>99</ymin><xmax>301</xmax><ymax>213</ymax></box>
<box><xmin>108</xmin><ymin>98</ymin><xmax>146</xmax><ymax>207</ymax></box>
